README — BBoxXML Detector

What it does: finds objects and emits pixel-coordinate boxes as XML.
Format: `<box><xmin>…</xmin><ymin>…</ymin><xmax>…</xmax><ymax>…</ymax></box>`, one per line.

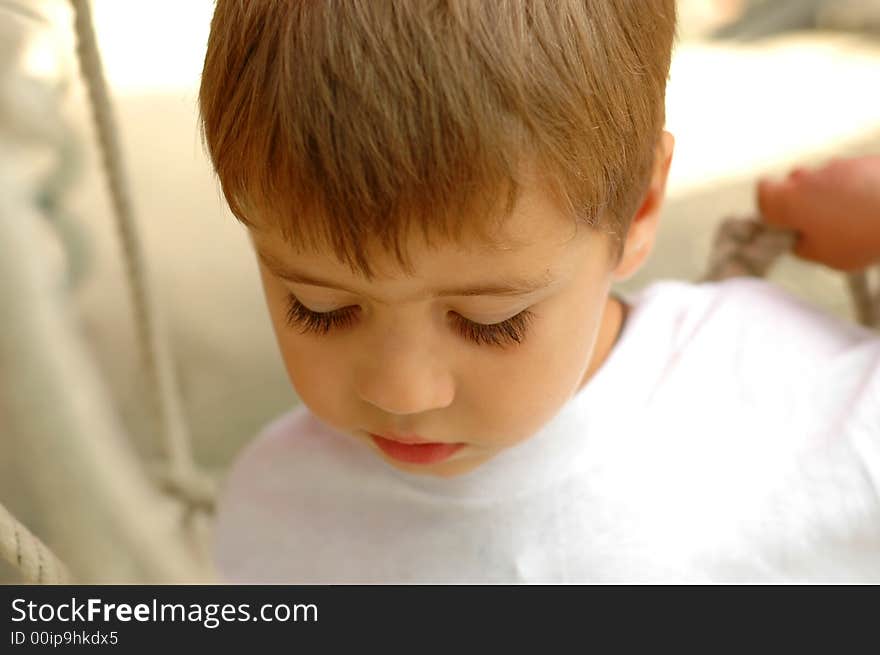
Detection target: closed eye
<box><xmin>283</xmin><ymin>293</ymin><xmax>534</xmax><ymax>347</ymax></box>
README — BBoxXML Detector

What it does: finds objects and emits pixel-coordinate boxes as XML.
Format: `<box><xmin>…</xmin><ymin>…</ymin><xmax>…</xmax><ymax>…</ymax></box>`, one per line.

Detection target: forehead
<box><xmin>251</xmin><ymin>175</ymin><xmax>590</xmax><ymax>282</ymax></box>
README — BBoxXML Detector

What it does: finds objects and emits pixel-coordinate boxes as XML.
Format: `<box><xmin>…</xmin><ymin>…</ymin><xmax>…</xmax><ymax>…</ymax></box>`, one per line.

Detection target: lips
<box><xmin>370</xmin><ymin>432</ymin><xmax>436</xmax><ymax>445</ymax></box>
<box><xmin>368</xmin><ymin>433</ymin><xmax>464</xmax><ymax>464</ymax></box>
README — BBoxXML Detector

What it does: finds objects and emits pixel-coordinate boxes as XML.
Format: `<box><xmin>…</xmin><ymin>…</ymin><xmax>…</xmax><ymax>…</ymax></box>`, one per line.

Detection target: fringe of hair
<box><xmin>199</xmin><ymin>0</ymin><xmax>676</xmax><ymax>278</ymax></box>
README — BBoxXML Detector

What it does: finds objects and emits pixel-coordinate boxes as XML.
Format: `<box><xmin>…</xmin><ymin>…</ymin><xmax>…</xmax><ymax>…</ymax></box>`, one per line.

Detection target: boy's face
<box><xmin>249</xmin><ymin>134</ymin><xmax>673</xmax><ymax>478</ymax></box>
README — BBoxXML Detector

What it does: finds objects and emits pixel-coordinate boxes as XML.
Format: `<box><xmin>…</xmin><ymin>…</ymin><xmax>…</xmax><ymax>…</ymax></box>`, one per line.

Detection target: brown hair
<box><xmin>199</xmin><ymin>0</ymin><xmax>676</xmax><ymax>279</ymax></box>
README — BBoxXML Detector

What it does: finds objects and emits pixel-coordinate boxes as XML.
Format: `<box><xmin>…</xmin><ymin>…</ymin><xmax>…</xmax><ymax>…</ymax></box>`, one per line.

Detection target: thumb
<box><xmin>756</xmin><ymin>177</ymin><xmax>795</xmax><ymax>228</ymax></box>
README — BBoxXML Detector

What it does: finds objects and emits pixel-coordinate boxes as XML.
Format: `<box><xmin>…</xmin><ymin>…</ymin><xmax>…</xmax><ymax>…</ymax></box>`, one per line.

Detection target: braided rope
<box><xmin>701</xmin><ymin>215</ymin><xmax>879</xmax><ymax>328</ymax></box>
<box><xmin>0</xmin><ymin>502</ymin><xmax>72</xmax><ymax>584</ymax></box>
<box><xmin>69</xmin><ymin>0</ymin><xmax>216</xmax><ymax>508</ymax></box>
<box><xmin>847</xmin><ymin>271</ymin><xmax>879</xmax><ymax>327</ymax></box>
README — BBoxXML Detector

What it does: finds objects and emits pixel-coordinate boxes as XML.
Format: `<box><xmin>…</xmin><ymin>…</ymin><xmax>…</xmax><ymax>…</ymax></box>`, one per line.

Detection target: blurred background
<box><xmin>2</xmin><ymin>0</ymin><xmax>880</xmax><ymax>583</ymax></box>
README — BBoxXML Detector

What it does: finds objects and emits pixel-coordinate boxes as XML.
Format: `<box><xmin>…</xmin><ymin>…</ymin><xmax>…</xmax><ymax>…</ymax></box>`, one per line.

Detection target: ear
<box><xmin>612</xmin><ymin>130</ymin><xmax>675</xmax><ymax>281</ymax></box>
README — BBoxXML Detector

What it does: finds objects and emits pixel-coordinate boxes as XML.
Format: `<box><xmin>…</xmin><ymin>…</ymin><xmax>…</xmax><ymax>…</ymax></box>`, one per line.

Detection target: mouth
<box><xmin>368</xmin><ymin>433</ymin><xmax>464</xmax><ymax>465</ymax></box>
<box><xmin>370</xmin><ymin>431</ymin><xmax>437</xmax><ymax>445</ymax></box>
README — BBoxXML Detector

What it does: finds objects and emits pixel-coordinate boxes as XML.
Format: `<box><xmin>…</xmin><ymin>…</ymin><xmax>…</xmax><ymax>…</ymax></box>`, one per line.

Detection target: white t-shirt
<box><xmin>213</xmin><ymin>278</ymin><xmax>880</xmax><ymax>583</ymax></box>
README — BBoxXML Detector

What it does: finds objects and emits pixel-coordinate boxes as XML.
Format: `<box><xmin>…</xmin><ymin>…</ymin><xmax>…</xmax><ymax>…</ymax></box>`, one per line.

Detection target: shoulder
<box><xmin>621</xmin><ymin>281</ymin><xmax>880</xmax><ymax>576</ymax></box>
<box><xmin>212</xmin><ymin>405</ymin><xmax>351</xmax><ymax>533</ymax></box>
<box><xmin>631</xmin><ymin>276</ymin><xmax>877</xmax><ymax>360</ymax></box>
<box><xmin>211</xmin><ymin>404</ymin><xmax>366</xmax><ymax>581</ymax></box>
<box><xmin>596</xmin><ymin>277</ymin><xmax>879</xmax><ymax>412</ymax></box>
<box><xmin>219</xmin><ymin>404</ymin><xmax>322</xmax><ymax>484</ymax></box>
<box><xmin>621</xmin><ymin>277</ymin><xmax>880</xmax><ymax>430</ymax></box>
<box><xmin>212</xmin><ymin>405</ymin><xmax>311</xmax><ymax>531</ymax></box>
<box><xmin>216</xmin><ymin>403</ymin><xmax>361</xmax><ymax>502</ymax></box>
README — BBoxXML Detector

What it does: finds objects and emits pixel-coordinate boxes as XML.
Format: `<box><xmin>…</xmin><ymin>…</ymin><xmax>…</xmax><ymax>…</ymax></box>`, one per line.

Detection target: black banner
<box><xmin>1</xmin><ymin>585</ymin><xmax>877</xmax><ymax>649</ymax></box>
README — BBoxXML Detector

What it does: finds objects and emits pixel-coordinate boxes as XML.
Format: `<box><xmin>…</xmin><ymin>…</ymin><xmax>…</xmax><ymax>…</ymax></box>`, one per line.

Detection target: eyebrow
<box><xmin>255</xmin><ymin>250</ymin><xmax>556</xmax><ymax>299</ymax></box>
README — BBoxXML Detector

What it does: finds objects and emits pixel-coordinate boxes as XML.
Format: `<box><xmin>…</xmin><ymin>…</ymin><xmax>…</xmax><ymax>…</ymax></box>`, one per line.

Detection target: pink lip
<box><xmin>370</xmin><ymin>432</ymin><xmax>435</xmax><ymax>445</ymax></box>
<box><xmin>368</xmin><ymin>433</ymin><xmax>464</xmax><ymax>464</ymax></box>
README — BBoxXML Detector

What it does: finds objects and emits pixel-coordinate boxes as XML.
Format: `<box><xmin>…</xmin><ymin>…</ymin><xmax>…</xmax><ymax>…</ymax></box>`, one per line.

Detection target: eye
<box><xmin>449</xmin><ymin>310</ymin><xmax>535</xmax><ymax>347</ymax></box>
<box><xmin>284</xmin><ymin>293</ymin><xmax>359</xmax><ymax>335</ymax></box>
<box><xmin>283</xmin><ymin>293</ymin><xmax>534</xmax><ymax>347</ymax></box>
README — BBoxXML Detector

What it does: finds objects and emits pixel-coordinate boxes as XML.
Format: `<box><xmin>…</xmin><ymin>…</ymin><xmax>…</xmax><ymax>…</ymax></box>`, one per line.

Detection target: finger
<box><xmin>787</xmin><ymin>166</ymin><xmax>812</xmax><ymax>184</ymax></box>
<box><xmin>790</xmin><ymin>233</ymin><xmax>819</xmax><ymax>262</ymax></box>
<box><xmin>792</xmin><ymin>238</ymin><xmax>856</xmax><ymax>271</ymax></box>
<box><xmin>756</xmin><ymin>177</ymin><xmax>797</xmax><ymax>228</ymax></box>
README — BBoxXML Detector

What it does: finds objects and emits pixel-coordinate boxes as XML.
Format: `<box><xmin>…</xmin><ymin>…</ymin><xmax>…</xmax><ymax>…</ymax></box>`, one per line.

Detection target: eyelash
<box><xmin>283</xmin><ymin>293</ymin><xmax>535</xmax><ymax>347</ymax></box>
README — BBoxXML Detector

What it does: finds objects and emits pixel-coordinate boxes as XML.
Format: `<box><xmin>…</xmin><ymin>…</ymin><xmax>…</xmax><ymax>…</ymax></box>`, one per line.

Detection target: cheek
<box><xmin>276</xmin><ymin>333</ymin><xmax>349</xmax><ymax>420</ymax></box>
<box><xmin>461</xmin><ymin>298</ymin><xmax>601</xmax><ymax>445</ymax></box>
<box><xmin>259</xmin><ymin>270</ymin><xmax>350</xmax><ymax>420</ymax></box>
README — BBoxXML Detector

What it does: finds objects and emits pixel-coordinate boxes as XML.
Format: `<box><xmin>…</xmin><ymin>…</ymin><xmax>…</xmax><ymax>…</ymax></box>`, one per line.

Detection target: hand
<box><xmin>756</xmin><ymin>155</ymin><xmax>880</xmax><ymax>272</ymax></box>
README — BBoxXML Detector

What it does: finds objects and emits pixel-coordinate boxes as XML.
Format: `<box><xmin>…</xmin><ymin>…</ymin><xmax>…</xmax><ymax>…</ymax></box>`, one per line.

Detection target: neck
<box><xmin>576</xmin><ymin>293</ymin><xmax>628</xmax><ymax>392</ymax></box>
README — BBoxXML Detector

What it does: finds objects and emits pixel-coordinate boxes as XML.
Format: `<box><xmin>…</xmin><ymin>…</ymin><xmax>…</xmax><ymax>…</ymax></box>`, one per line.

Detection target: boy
<box><xmin>199</xmin><ymin>1</ymin><xmax>880</xmax><ymax>582</ymax></box>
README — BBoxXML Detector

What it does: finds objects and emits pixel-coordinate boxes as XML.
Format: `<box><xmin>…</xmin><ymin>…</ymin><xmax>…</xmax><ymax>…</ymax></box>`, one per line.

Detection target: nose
<box><xmin>355</xmin><ymin>337</ymin><xmax>455</xmax><ymax>416</ymax></box>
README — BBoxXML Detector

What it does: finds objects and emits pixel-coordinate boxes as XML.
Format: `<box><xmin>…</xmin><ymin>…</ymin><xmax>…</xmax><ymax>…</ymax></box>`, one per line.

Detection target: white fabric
<box><xmin>213</xmin><ymin>278</ymin><xmax>880</xmax><ymax>583</ymax></box>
